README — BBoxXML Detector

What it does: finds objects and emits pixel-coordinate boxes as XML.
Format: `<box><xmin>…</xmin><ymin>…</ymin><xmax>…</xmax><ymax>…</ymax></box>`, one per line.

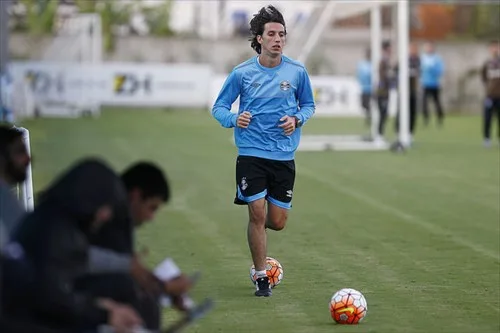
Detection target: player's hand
<box><xmin>99</xmin><ymin>299</ymin><xmax>143</xmax><ymax>333</ymax></box>
<box><xmin>278</xmin><ymin>115</ymin><xmax>296</xmax><ymax>136</ymax></box>
<box><xmin>164</xmin><ymin>274</ymin><xmax>193</xmax><ymax>297</ymax></box>
<box><xmin>237</xmin><ymin>111</ymin><xmax>252</xmax><ymax>128</ymax></box>
<box><xmin>130</xmin><ymin>255</ymin><xmax>163</xmax><ymax>297</ymax></box>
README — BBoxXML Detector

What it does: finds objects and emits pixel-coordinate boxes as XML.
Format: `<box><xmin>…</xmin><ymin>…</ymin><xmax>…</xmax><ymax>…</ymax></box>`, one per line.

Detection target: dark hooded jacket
<box><xmin>1</xmin><ymin>158</ymin><xmax>127</xmax><ymax>331</ymax></box>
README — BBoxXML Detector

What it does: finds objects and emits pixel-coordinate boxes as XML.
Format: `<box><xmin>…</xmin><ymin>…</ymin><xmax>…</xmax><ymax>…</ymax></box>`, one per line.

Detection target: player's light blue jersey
<box><xmin>212</xmin><ymin>55</ymin><xmax>315</xmax><ymax>161</ymax></box>
<box><xmin>357</xmin><ymin>60</ymin><xmax>372</xmax><ymax>94</ymax></box>
<box><xmin>420</xmin><ymin>53</ymin><xmax>444</xmax><ymax>88</ymax></box>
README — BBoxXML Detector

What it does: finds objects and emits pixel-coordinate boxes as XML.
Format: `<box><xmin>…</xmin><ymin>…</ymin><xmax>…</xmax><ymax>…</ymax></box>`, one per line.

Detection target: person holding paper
<box><xmin>75</xmin><ymin>162</ymin><xmax>193</xmax><ymax>331</ymax></box>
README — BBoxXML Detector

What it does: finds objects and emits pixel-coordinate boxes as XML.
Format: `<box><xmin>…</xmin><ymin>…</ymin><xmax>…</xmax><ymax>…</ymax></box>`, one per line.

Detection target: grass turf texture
<box><xmin>20</xmin><ymin>109</ymin><xmax>500</xmax><ymax>333</ymax></box>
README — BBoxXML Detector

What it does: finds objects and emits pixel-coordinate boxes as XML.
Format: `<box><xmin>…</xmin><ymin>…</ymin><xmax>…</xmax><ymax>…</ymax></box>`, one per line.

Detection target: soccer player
<box><xmin>357</xmin><ymin>48</ymin><xmax>372</xmax><ymax>127</ymax></box>
<box><xmin>212</xmin><ymin>5</ymin><xmax>315</xmax><ymax>297</ymax></box>
<box><xmin>376</xmin><ymin>40</ymin><xmax>396</xmax><ymax>140</ymax></box>
<box><xmin>481</xmin><ymin>40</ymin><xmax>500</xmax><ymax>147</ymax></box>
<box><xmin>421</xmin><ymin>41</ymin><xmax>445</xmax><ymax>127</ymax></box>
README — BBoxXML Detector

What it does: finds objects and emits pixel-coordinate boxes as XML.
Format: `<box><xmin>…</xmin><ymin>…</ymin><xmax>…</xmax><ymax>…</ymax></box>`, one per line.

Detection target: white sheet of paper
<box><xmin>154</xmin><ymin>257</ymin><xmax>181</xmax><ymax>307</ymax></box>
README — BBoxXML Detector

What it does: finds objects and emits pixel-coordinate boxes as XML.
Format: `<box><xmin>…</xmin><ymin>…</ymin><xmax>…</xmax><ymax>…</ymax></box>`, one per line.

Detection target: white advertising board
<box><xmin>9</xmin><ymin>62</ymin><xmax>213</xmax><ymax>109</ymax></box>
<box><xmin>9</xmin><ymin>62</ymin><xmax>395</xmax><ymax>117</ymax></box>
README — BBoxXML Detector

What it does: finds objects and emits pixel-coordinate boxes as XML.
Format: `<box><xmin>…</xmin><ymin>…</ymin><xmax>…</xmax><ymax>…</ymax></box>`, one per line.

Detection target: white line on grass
<box><xmin>298</xmin><ymin>167</ymin><xmax>500</xmax><ymax>262</ymax></box>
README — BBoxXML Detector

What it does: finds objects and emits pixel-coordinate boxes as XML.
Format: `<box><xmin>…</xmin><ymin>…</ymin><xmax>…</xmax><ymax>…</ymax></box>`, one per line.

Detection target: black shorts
<box><xmin>234</xmin><ymin>155</ymin><xmax>295</xmax><ymax>209</ymax></box>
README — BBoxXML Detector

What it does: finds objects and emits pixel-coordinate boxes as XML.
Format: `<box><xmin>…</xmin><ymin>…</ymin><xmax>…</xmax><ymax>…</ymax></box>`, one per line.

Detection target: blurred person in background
<box><xmin>480</xmin><ymin>40</ymin><xmax>500</xmax><ymax>147</ymax></box>
<box><xmin>357</xmin><ymin>48</ymin><xmax>372</xmax><ymax>127</ymax></box>
<box><xmin>0</xmin><ymin>125</ymin><xmax>30</xmax><ymax>249</ymax></box>
<box><xmin>376</xmin><ymin>40</ymin><xmax>397</xmax><ymax>141</ymax></box>
<box><xmin>420</xmin><ymin>41</ymin><xmax>445</xmax><ymax>127</ymax></box>
<box><xmin>394</xmin><ymin>42</ymin><xmax>421</xmax><ymax>143</ymax></box>
<box><xmin>0</xmin><ymin>71</ymin><xmax>14</xmax><ymax>123</ymax></box>
<box><xmin>212</xmin><ymin>5</ymin><xmax>315</xmax><ymax>297</ymax></box>
<box><xmin>1</xmin><ymin>158</ymin><xmax>143</xmax><ymax>333</ymax></box>
<box><xmin>75</xmin><ymin>161</ymin><xmax>193</xmax><ymax>331</ymax></box>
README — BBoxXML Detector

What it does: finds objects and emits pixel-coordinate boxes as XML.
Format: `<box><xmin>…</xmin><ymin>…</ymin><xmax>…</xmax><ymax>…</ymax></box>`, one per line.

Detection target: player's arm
<box><xmin>295</xmin><ymin>68</ymin><xmax>316</xmax><ymax>126</ymax></box>
<box><xmin>436</xmin><ymin>56</ymin><xmax>445</xmax><ymax>77</ymax></box>
<box><xmin>212</xmin><ymin>70</ymin><xmax>241</xmax><ymax>128</ymax></box>
<box><xmin>87</xmin><ymin>246</ymin><xmax>131</xmax><ymax>274</ymax></box>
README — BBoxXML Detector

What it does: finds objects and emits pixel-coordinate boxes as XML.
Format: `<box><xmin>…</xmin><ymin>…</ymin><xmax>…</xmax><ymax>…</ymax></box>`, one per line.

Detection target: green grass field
<box><xmin>20</xmin><ymin>109</ymin><xmax>500</xmax><ymax>333</ymax></box>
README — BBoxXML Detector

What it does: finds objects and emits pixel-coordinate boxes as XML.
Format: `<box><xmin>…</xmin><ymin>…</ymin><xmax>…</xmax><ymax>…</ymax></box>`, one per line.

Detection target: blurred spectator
<box><xmin>75</xmin><ymin>161</ymin><xmax>193</xmax><ymax>331</ymax></box>
<box><xmin>357</xmin><ymin>48</ymin><xmax>372</xmax><ymax>127</ymax></box>
<box><xmin>1</xmin><ymin>158</ymin><xmax>142</xmax><ymax>333</ymax></box>
<box><xmin>0</xmin><ymin>125</ymin><xmax>30</xmax><ymax>249</ymax></box>
<box><xmin>376</xmin><ymin>40</ymin><xmax>397</xmax><ymax>140</ymax></box>
<box><xmin>420</xmin><ymin>41</ymin><xmax>445</xmax><ymax>127</ymax></box>
<box><xmin>0</xmin><ymin>71</ymin><xmax>14</xmax><ymax>123</ymax></box>
<box><xmin>481</xmin><ymin>40</ymin><xmax>500</xmax><ymax>147</ymax></box>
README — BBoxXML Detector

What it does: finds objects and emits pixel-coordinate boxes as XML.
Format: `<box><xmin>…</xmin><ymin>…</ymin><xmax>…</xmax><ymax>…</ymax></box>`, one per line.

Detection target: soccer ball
<box><xmin>249</xmin><ymin>256</ymin><xmax>284</xmax><ymax>288</ymax></box>
<box><xmin>329</xmin><ymin>288</ymin><xmax>367</xmax><ymax>324</ymax></box>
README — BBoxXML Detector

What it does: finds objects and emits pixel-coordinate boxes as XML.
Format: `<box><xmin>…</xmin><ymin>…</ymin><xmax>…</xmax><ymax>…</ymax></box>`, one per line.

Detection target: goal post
<box><xmin>18</xmin><ymin>127</ymin><xmax>34</xmax><ymax>212</ymax></box>
<box><xmin>294</xmin><ymin>0</ymin><xmax>411</xmax><ymax>152</ymax></box>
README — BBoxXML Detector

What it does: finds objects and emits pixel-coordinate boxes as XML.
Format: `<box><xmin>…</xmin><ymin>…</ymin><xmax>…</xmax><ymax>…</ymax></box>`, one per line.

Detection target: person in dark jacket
<box><xmin>1</xmin><ymin>158</ymin><xmax>143</xmax><ymax>333</ymax></box>
<box><xmin>75</xmin><ymin>162</ymin><xmax>193</xmax><ymax>331</ymax></box>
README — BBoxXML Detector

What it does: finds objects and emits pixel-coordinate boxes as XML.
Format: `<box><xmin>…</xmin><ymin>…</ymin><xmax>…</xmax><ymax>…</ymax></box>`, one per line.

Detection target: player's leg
<box><xmin>409</xmin><ymin>94</ymin><xmax>417</xmax><ymax>136</ymax></box>
<box><xmin>247</xmin><ymin>198</ymin><xmax>272</xmax><ymax>297</ymax></box>
<box><xmin>266</xmin><ymin>159</ymin><xmax>295</xmax><ymax>231</ymax></box>
<box><xmin>494</xmin><ymin>99</ymin><xmax>500</xmax><ymax>144</ymax></box>
<box><xmin>234</xmin><ymin>156</ymin><xmax>271</xmax><ymax>297</ymax></box>
<box><xmin>432</xmin><ymin>87</ymin><xmax>444</xmax><ymax>126</ymax></box>
<box><xmin>377</xmin><ymin>96</ymin><xmax>389</xmax><ymax>138</ymax></box>
<box><xmin>483</xmin><ymin>98</ymin><xmax>493</xmax><ymax>147</ymax></box>
<box><xmin>422</xmin><ymin>88</ymin><xmax>430</xmax><ymax>126</ymax></box>
<box><xmin>361</xmin><ymin>93</ymin><xmax>371</xmax><ymax>127</ymax></box>
<box><xmin>247</xmin><ymin>198</ymin><xmax>267</xmax><ymax>272</ymax></box>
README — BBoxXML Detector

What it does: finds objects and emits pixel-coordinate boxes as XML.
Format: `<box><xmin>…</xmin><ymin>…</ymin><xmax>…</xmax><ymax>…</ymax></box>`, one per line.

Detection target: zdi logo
<box><xmin>113</xmin><ymin>73</ymin><xmax>152</xmax><ymax>95</ymax></box>
<box><xmin>25</xmin><ymin>70</ymin><xmax>64</xmax><ymax>94</ymax></box>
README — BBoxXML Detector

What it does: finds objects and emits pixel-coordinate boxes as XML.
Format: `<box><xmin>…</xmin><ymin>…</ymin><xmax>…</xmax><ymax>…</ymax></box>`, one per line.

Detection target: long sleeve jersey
<box><xmin>212</xmin><ymin>55</ymin><xmax>315</xmax><ymax>161</ymax></box>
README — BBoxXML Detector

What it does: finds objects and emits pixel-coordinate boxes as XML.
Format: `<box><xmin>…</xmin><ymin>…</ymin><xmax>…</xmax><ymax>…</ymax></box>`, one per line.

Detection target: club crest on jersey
<box><xmin>280</xmin><ymin>80</ymin><xmax>291</xmax><ymax>91</ymax></box>
<box><xmin>241</xmin><ymin>177</ymin><xmax>248</xmax><ymax>191</ymax></box>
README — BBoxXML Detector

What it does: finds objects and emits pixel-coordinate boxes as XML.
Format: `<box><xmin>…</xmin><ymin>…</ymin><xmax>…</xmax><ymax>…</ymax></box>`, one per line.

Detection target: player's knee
<box><xmin>267</xmin><ymin>215</ymin><xmax>288</xmax><ymax>231</ymax></box>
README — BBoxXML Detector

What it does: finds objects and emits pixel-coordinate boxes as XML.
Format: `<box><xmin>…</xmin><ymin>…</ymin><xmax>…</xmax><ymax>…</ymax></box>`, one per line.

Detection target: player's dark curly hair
<box><xmin>249</xmin><ymin>5</ymin><xmax>287</xmax><ymax>54</ymax></box>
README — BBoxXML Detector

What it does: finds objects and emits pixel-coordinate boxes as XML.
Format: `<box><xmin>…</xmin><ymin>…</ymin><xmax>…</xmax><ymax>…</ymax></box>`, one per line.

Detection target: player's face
<box><xmin>258</xmin><ymin>22</ymin><xmax>286</xmax><ymax>57</ymax></box>
<box><xmin>4</xmin><ymin>138</ymin><xmax>30</xmax><ymax>184</ymax></box>
<box><xmin>129</xmin><ymin>191</ymin><xmax>164</xmax><ymax>226</ymax></box>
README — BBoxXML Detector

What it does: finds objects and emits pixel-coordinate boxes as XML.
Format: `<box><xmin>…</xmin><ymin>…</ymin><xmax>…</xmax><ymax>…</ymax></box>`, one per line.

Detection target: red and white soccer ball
<box><xmin>249</xmin><ymin>256</ymin><xmax>284</xmax><ymax>288</ymax></box>
<box><xmin>329</xmin><ymin>288</ymin><xmax>368</xmax><ymax>324</ymax></box>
